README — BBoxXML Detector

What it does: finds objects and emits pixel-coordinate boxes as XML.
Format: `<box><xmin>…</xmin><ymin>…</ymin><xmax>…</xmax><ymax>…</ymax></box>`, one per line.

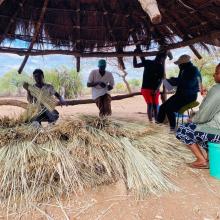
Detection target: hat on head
<box><xmin>98</xmin><ymin>59</ymin><xmax>106</xmax><ymax>67</ymax></box>
<box><xmin>174</xmin><ymin>54</ymin><xmax>191</xmax><ymax>65</ymax></box>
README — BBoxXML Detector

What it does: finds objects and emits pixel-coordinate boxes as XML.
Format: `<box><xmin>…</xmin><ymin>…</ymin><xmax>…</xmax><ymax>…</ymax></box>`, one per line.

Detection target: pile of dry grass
<box><xmin>0</xmin><ymin>115</ymin><xmax>193</xmax><ymax>215</ymax></box>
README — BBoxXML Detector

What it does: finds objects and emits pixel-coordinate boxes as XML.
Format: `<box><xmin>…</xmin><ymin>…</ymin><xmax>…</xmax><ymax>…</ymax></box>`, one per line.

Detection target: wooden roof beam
<box><xmin>100</xmin><ymin>0</ymin><xmax>125</xmax><ymax>69</ymax></box>
<box><xmin>137</xmin><ymin>0</ymin><xmax>161</xmax><ymax>24</ymax></box>
<box><xmin>0</xmin><ymin>0</ymin><xmax>26</xmax><ymax>43</ymax></box>
<box><xmin>18</xmin><ymin>0</ymin><xmax>49</xmax><ymax>74</ymax></box>
<box><xmin>0</xmin><ymin>0</ymin><xmax>4</xmax><ymax>5</ymax></box>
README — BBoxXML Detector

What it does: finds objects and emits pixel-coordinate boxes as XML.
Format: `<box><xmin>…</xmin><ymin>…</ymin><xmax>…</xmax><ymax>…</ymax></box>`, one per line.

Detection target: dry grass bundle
<box><xmin>28</xmin><ymin>84</ymin><xmax>57</xmax><ymax>111</ymax></box>
<box><xmin>0</xmin><ymin>115</ymin><xmax>193</xmax><ymax>216</ymax></box>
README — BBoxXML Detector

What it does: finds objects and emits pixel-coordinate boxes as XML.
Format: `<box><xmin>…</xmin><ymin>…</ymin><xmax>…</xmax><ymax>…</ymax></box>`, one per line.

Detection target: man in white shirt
<box><xmin>87</xmin><ymin>59</ymin><xmax>114</xmax><ymax>116</ymax></box>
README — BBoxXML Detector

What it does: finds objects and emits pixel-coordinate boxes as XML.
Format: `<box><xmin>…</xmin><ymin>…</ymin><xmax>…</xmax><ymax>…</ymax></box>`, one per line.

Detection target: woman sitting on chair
<box><xmin>176</xmin><ymin>63</ymin><xmax>220</xmax><ymax>169</ymax></box>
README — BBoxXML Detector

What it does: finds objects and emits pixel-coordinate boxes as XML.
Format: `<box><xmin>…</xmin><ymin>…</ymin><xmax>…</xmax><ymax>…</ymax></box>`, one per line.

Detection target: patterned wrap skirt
<box><xmin>176</xmin><ymin>123</ymin><xmax>220</xmax><ymax>151</ymax></box>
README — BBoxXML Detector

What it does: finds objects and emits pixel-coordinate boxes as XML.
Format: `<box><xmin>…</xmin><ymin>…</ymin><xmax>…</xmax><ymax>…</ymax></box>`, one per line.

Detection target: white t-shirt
<box><xmin>88</xmin><ymin>69</ymin><xmax>114</xmax><ymax>100</ymax></box>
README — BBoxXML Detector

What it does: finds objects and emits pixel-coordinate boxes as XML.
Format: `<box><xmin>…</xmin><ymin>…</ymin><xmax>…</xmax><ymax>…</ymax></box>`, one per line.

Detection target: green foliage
<box><xmin>44</xmin><ymin>67</ymin><xmax>83</xmax><ymax>99</ymax></box>
<box><xmin>128</xmin><ymin>79</ymin><xmax>141</xmax><ymax>88</ymax></box>
<box><xmin>167</xmin><ymin>67</ymin><xmax>179</xmax><ymax>78</ymax></box>
<box><xmin>0</xmin><ymin>67</ymin><xmax>83</xmax><ymax>98</ymax></box>
<box><xmin>193</xmin><ymin>55</ymin><xmax>218</xmax><ymax>88</ymax></box>
<box><xmin>115</xmin><ymin>82</ymin><xmax>127</xmax><ymax>93</ymax></box>
<box><xmin>114</xmin><ymin>79</ymin><xmax>141</xmax><ymax>93</ymax></box>
<box><xmin>0</xmin><ymin>70</ymin><xmax>31</xmax><ymax>95</ymax></box>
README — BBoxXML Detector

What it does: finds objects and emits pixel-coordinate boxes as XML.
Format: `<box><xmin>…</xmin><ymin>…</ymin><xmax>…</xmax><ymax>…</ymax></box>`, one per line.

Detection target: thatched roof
<box><xmin>0</xmin><ymin>0</ymin><xmax>220</xmax><ymax>58</ymax></box>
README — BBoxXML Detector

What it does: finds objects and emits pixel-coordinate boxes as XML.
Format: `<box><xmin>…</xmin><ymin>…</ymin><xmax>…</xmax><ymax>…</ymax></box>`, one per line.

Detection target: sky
<box><xmin>0</xmin><ymin>46</ymin><xmax>194</xmax><ymax>84</ymax></box>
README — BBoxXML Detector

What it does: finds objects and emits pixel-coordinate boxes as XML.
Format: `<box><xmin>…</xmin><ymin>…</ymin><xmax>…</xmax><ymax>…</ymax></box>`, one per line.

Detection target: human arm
<box><xmin>192</xmin><ymin>85</ymin><xmax>220</xmax><ymax>124</ymax></box>
<box><xmin>107</xmin><ymin>73</ymin><xmax>115</xmax><ymax>91</ymax></box>
<box><xmin>87</xmin><ymin>81</ymin><xmax>106</xmax><ymax>88</ymax></box>
<box><xmin>197</xmin><ymin>73</ymin><xmax>207</xmax><ymax>96</ymax></box>
<box><xmin>87</xmin><ymin>71</ymin><xmax>106</xmax><ymax>88</ymax></box>
<box><xmin>167</xmin><ymin>77</ymin><xmax>179</xmax><ymax>86</ymax></box>
<box><xmin>23</xmin><ymin>82</ymin><xmax>34</xmax><ymax>103</ymax></box>
<box><xmin>54</xmin><ymin>92</ymin><xmax>67</xmax><ymax>106</ymax></box>
<box><xmin>133</xmin><ymin>55</ymin><xmax>145</xmax><ymax>68</ymax></box>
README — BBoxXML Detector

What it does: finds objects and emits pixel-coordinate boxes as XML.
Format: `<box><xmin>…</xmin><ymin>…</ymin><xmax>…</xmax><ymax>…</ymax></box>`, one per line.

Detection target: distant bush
<box><xmin>0</xmin><ymin>70</ymin><xmax>31</xmax><ymax>96</ymax></box>
<box><xmin>0</xmin><ymin>67</ymin><xmax>83</xmax><ymax>99</ymax></box>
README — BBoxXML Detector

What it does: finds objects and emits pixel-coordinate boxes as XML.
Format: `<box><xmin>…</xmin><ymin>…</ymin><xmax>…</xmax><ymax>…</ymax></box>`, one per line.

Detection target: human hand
<box><xmin>200</xmin><ymin>87</ymin><xmax>207</xmax><ymax>97</ymax></box>
<box><xmin>107</xmin><ymin>84</ymin><xmax>113</xmax><ymax>91</ymax></box>
<box><xmin>23</xmin><ymin>82</ymin><xmax>29</xmax><ymax>90</ymax></box>
<box><xmin>187</xmin><ymin>117</ymin><xmax>192</xmax><ymax>123</ymax></box>
<box><xmin>59</xmin><ymin>97</ymin><xmax>68</xmax><ymax>107</ymax></box>
<box><xmin>98</xmin><ymin>82</ymin><xmax>106</xmax><ymax>88</ymax></box>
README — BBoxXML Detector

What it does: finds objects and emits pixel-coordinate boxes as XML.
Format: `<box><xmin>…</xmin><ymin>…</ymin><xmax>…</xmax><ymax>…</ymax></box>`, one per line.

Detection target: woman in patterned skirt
<box><xmin>176</xmin><ymin>63</ymin><xmax>220</xmax><ymax>169</ymax></box>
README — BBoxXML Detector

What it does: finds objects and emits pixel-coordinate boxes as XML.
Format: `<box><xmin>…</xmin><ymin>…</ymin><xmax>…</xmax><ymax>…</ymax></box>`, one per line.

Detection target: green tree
<box><xmin>193</xmin><ymin>54</ymin><xmax>218</xmax><ymax>88</ymax></box>
<box><xmin>128</xmin><ymin>79</ymin><xmax>141</xmax><ymax>90</ymax></box>
<box><xmin>44</xmin><ymin>67</ymin><xmax>83</xmax><ymax>99</ymax></box>
<box><xmin>0</xmin><ymin>70</ymin><xmax>31</xmax><ymax>96</ymax></box>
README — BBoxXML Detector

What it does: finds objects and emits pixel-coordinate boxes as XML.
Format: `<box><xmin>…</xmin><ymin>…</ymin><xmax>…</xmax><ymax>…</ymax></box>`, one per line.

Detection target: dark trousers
<box><xmin>31</xmin><ymin>109</ymin><xmax>59</xmax><ymax>124</ymax></box>
<box><xmin>157</xmin><ymin>94</ymin><xmax>197</xmax><ymax>129</ymax></box>
<box><xmin>95</xmin><ymin>94</ymin><xmax>112</xmax><ymax>117</ymax></box>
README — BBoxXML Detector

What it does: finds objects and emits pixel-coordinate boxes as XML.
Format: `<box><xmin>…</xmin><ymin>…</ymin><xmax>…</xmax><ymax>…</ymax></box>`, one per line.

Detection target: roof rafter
<box><xmin>18</xmin><ymin>0</ymin><xmax>49</xmax><ymax>74</ymax></box>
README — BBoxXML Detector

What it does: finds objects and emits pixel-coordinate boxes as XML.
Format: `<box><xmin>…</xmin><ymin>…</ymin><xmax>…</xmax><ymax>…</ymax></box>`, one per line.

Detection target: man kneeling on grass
<box><xmin>23</xmin><ymin>69</ymin><xmax>66</xmax><ymax>125</ymax></box>
<box><xmin>87</xmin><ymin>59</ymin><xmax>115</xmax><ymax>117</ymax></box>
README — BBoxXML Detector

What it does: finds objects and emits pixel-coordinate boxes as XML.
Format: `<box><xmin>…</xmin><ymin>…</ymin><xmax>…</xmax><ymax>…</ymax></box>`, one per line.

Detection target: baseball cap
<box><xmin>174</xmin><ymin>54</ymin><xmax>191</xmax><ymax>65</ymax></box>
<box><xmin>98</xmin><ymin>59</ymin><xmax>106</xmax><ymax>67</ymax></box>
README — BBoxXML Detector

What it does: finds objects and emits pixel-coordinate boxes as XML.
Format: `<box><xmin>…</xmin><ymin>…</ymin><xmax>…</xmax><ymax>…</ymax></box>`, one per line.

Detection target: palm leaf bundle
<box><xmin>0</xmin><ymin>115</ymin><xmax>192</xmax><ymax>215</ymax></box>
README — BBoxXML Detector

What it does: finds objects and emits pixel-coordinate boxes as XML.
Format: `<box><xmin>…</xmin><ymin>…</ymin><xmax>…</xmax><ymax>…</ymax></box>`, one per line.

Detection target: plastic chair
<box><xmin>176</xmin><ymin>101</ymin><xmax>200</xmax><ymax>126</ymax></box>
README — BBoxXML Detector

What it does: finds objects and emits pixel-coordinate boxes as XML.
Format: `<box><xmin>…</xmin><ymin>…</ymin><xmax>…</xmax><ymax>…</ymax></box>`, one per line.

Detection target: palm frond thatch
<box><xmin>0</xmin><ymin>0</ymin><xmax>219</xmax><ymax>57</ymax></box>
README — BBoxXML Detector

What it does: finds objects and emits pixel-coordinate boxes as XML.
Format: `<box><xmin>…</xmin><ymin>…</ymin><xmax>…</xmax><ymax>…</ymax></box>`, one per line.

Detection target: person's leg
<box><xmin>147</xmin><ymin>104</ymin><xmax>153</xmax><ymax>122</ymax></box>
<box><xmin>95</xmin><ymin>96</ymin><xmax>104</xmax><ymax>116</ymax></box>
<box><xmin>46</xmin><ymin>109</ymin><xmax>59</xmax><ymax>123</ymax></box>
<box><xmin>30</xmin><ymin>110</ymin><xmax>47</xmax><ymax>124</ymax></box>
<box><xmin>188</xmin><ymin>143</ymin><xmax>207</xmax><ymax>167</ymax></box>
<box><xmin>166</xmin><ymin>111</ymin><xmax>176</xmax><ymax>130</ymax></box>
<box><xmin>103</xmin><ymin>94</ymin><xmax>112</xmax><ymax>116</ymax></box>
<box><xmin>161</xmin><ymin>94</ymin><xmax>197</xmax><ymax>129</ymax></box>
<box><xmin>194</xmin><ymin>131</ymin><xmax>220</xmax><ymax>159</ymax></box>
<box><xmin>176</xmin><ymin>123</ymin><xmax>207</xmax><ymax>167</ymax></box>
<box><xmin>152</xmin><ymin>91</ymin><xmax>160</xmax><ymax>120</ymax></box>
<box><xmin>141</xmin><ymin>88</ymin><xmax>153</xmax><ymax>121</ymax></box>
<box><xmin>157</xmin><ymin>95</ymin><xmax>176</xmax><ymax>124</ymax></box>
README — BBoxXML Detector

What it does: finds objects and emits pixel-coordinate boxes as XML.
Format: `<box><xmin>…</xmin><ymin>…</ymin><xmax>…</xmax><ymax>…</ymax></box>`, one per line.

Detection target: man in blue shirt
<box><xmin>157</xmin><ymin>55</ymin><xmax>202</xmax><ymax>131</ymax></box>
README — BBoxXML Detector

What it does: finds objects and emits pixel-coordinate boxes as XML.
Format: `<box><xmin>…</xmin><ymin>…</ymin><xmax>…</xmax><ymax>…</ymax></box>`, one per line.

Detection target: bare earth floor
<box><xmin>0</xmin><ymin>96</ymin><xmax>220</xmax><ymax>220</ymax></box>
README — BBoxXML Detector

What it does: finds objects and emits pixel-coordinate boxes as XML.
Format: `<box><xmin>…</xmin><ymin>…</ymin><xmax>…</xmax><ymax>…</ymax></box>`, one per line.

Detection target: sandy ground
<box><xmin>0</xmin><ymin>96</ymin><xmax>220</xmax><ymax>220</ymax></box>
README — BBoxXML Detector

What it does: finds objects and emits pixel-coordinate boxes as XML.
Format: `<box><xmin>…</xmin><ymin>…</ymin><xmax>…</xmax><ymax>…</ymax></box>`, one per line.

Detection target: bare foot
<box><xmin>188</xmin><ymin>160</ymin><xmax>209</xmax><ymax>169</ymax></box>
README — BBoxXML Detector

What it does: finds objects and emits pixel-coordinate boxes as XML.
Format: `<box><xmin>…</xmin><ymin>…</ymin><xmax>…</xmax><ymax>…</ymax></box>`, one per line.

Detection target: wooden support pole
<box><xmin>189</xmin><ymin>45</ymin><xmax>202</xmax><ymax>59</ymax></box>
<box><xmin>0</xmin><ymin>92</ymin><xmax>176</xmax><ymax>109</ymax></box>
<box><xmin>18</xmin><ymin>0</ymin><xmax>49</xmax><ymax>74</ymax></box>
<box><xmin>0</xmin><ymin>93</ymin><xmax>141</xmax><ymax>109</ymax></box>
<box><xmin>76</xmin><ymin>56</ymin><xmax>80</xmax><ymax>72</ymax></box>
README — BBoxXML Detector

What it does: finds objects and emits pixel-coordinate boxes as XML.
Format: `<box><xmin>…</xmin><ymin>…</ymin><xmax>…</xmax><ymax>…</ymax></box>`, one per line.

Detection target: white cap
<box><xmin>174</xmin><ymin>54</ymin><xmax>191</xmax><ymax>65</ymax></box>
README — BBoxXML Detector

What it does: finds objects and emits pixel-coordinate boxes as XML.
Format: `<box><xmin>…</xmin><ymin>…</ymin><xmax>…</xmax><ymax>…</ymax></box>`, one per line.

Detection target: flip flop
<box><xmin>188</xmin><ymin>163</ymin><xmax>209</xmax><ymax>169</ymax></box>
